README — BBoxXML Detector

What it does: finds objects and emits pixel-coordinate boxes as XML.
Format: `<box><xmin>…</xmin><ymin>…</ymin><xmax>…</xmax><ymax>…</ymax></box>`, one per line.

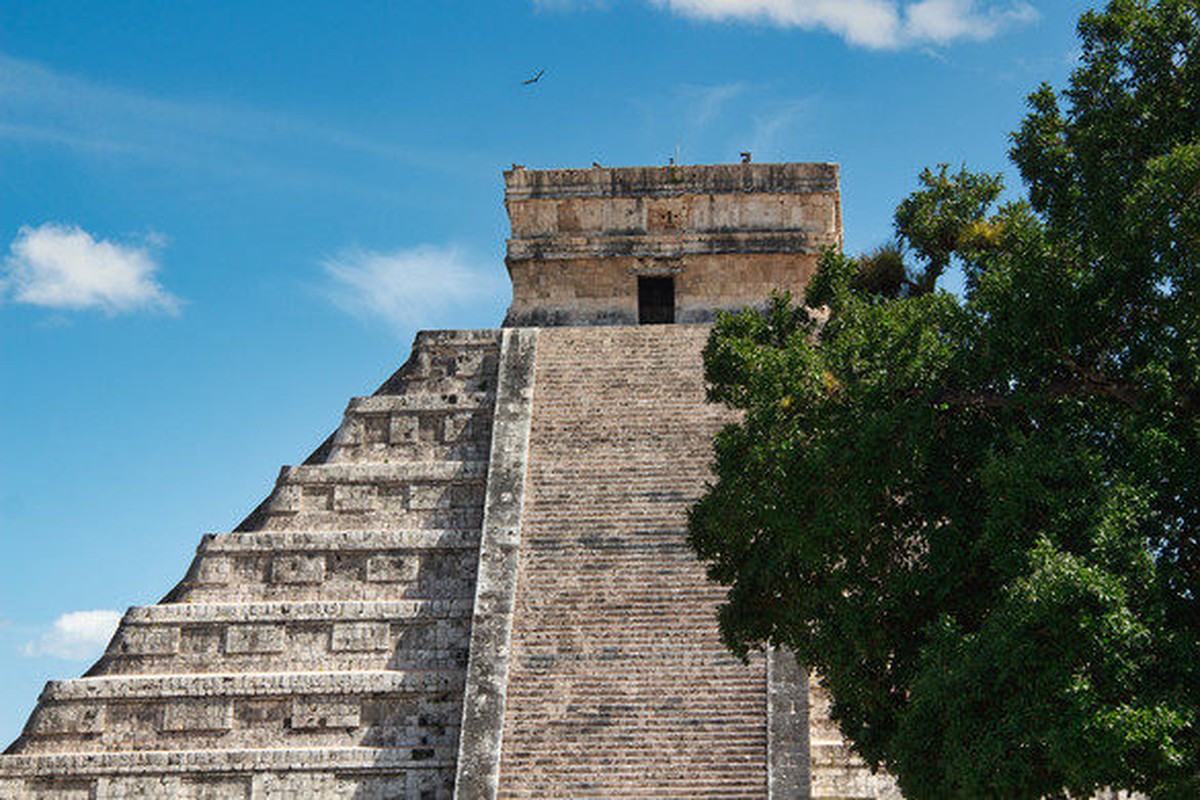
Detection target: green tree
<box><xmin>688</xmin><ymin>2</ymin><xmax>1200</xmax><ymax>797</ymax></box>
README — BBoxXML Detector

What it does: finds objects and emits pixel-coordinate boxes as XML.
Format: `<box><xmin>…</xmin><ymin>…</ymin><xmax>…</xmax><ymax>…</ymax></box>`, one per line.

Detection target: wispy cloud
<box><xmin>0</xmin><ymin>53</ymin><xmax>476</xmax><ymax>188</ymax></box>
<box><xmin>679</xmin><ymin>82</ymin><xmax>747</xmax><ymax>129</ymax></box>
<box><xmin>533</xmin><ymin>0</ymin><xmax>613</xmax><ymax>8</ymax></box>
<box><xmin>547</xmin><ymin>0</ymin><xmax>1037</xmax><ymax>49</ymax></box>
<box><xmin>631</xmin><ymin>81</ymin><xmax>819</xmax><ymax>166</ymax></box>
<box><xmin>3</xmin><ymin>223</ymin><xmax>179</xmax><ymax>315</ymax></box>
<box><xmin>21</xmin><ymin>610</ymin><xmax>121</xmax><ymax>660</ymax></box>
<box><xmin>321</xmin><ymin>244</ymin><xmax>505</xmax><ymax>329</ymax></box>
<box><xmin>748</xmin><ymin>97</ymin><xmax>818</xmax><ymax>157</ymax></box>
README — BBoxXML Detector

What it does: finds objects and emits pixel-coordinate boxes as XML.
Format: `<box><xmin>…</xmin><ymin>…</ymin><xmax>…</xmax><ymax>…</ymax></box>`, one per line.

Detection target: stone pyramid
<box><xmin>0</xmin><ymin>163</ymin><xmax>901</xmax><ymax>799</ymax></box>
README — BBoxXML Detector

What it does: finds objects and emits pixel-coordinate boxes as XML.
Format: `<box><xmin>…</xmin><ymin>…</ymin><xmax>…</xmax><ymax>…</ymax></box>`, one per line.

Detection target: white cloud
<box><xmin>648</xmin><ymin>0</ymin><xmax>1038</xmax><ymax>49</ymax></box>
<box><xmin>2</xmin><ymin>223</ymin><xmax>179</xmax><ymax>314</ymax></box>
<box><xmin>904</xmin><ymin>0</ymin><xmax>1037</xmax><ymax>44</ymax></box>
<box><xmin>321</xmin><ymin>244</ymin><xmax>505</xmax><ymax>329</ymax></box>
<box><xmin>22</xmin><ymin>609</ymin><xmax>121</xmax><ymax>660</ymax></box>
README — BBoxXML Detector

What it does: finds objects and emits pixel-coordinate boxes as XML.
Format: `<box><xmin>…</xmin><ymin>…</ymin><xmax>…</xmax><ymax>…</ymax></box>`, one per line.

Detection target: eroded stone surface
<box><xmin>2</xmin><ymin>330</ymin><xmax>502</xmax><ymax>798</ymax></box>
<box><xmin>1</xmin><ymin>163</ymin><xmax>923</xmax><ymax>799</ymax></box>
<box><xmin>504</xmin><ymin>163</ymin><xmax>841</xmax><ymax>326</ymax></box>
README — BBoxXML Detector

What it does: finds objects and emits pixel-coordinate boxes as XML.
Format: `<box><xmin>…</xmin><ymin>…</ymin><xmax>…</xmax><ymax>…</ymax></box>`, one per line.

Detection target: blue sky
<box><xmin>0</xmin><ymin>0</ymin><xmax>1095</xmax><ymax>743</ymax></box>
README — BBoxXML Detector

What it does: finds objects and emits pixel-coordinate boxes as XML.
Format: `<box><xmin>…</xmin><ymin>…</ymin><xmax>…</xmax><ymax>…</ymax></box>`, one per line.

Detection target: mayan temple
<box><xmin>0</xmin><ymin>162</ymin><xmax>902</xmax><ymax>799</ymax></box>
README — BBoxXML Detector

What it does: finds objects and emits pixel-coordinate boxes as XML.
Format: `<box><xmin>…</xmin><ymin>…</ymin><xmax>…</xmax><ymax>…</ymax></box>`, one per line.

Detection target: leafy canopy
<box><xmin>688</xmin><ymin>2</ymin><xmax>1200</xmax><ymax>797</ymax></box>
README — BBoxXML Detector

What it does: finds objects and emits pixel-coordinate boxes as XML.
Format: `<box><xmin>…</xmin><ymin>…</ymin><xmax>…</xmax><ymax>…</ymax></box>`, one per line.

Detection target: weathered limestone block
<box><xmin>810</xmin><ymin>743</ymin><xmax>904</xmax><ymax>800</ymax></box>
<box><xmin>114</xmin><ymin>626</ymin><xmax>180</xmax><ymax>656</ymax></box>
<box><xmin>265</xmin><ymin>484</ymin><xmax>302</xmax><ymax>513</ymax></box>
<box><xmin>21</xmin><ymin>779</ymin><xmax>92</xmax><ymax>799</ymax></box>
<box><xmin>390</xmin><ymin>414</ymin><xmax>419</xmax><ymax>444</ymax></box>
<box><xmin>224</xmin><ymin>626</ymin><xmax>285</xmax><ymax>655</ymax></box>
<box><xmin>193</xmin><ymin>556</ymin><xmax>231</xmax><ymax>585</ymax></box>
<box><xmin>365</xmin><ymin>554</ymin><xmax>419</xmax><ymax>583</ymax></box>
<box><xmin>290</xmin><ymin>698</ymin><xmax>360</xmax><ymax>730</ymax></box>
<box><xmin>333</xmin><ymin>484</ymin><xmax>376</xmax><ymax>512</ymax></box>
<box><xmin>28</xmin><ymin>703</ymin><xmax>105</xmax><ymax>735</ymax></box>
<box><xmin>376</xmin><ymin>482</ymin><xmax>409</xmax><ymax>508</ymax></box>
<box><xmin>270</xmin><ymin>555</ymin><xmax>325</xmax><ymax>585</ymax></box>
<box><xmin>300</xmin><ymin>486</ymin><xmax>333</xmax><ymax>512</ymax></box>
<box><xmin>332</xmin><ymin>416</ymin><xmax>364</xmax><ymax>448</ymax></box>
<box><xmin>361</xmin><ymin>415</ymin><xmax>389</xmax><ymax>445</ymax></box>
<box><xmin>102</xmin><ymin>776</ymin><xmax>183</xmax><ymax>798</ymax></box>
<box><xmin>456</xmin><ymin>351</ymin><xmax>489</xmax><ymax>377</ymax></box>
<box><xmin>409</xmin><ymin>484</ymin><xmax>447</xmax><ymax>510</ymax></box>
<box><xmin>251</xmin><ymin>771</ymin><xmax>431</xmax><ymax>799</ymax></box>
<box><xmin>330</xmin><ymin>622</ymin><xmax>391</xmax><ymax>653</ymax></box>
<box><xmin>178</xmin><ymin>777</ymin><xmax>250</xmax><ymax>800</ymax></box>
<box><xmin>442</xmin><ymin>413</ymin><xmax>474</xmax><ymax>443</ymax></box>
<box><xmin>160</xmin><ymin>700</ymin><xmax>234</xmax><ymax>733</ymax></box>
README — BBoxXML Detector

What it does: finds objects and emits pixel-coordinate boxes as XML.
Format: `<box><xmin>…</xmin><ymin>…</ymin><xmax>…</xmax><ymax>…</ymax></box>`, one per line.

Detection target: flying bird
<box><xmin>522</xmin><ymin>68</ymin><xmax>546</xmax><ymax>86</ymax></box>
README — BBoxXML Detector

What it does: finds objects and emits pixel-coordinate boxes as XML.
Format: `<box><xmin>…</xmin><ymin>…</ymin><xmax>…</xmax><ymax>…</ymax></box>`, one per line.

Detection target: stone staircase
<box><xmin>807</xmin><ymin>682</ymin><xmax>903</xmax><ymax>800</ymax></box>
<box><xmin>0</xmin><ymin>330</ymin><xmax>502</xmax><ymax>800</ymax></box>
<box><xmin>2</xmin><ymin>323</ymin><xmax>909</xmax><ymax>799</ymax></box>
<box><xmin>493</xmin><ymin>326</ymin><xmax>770</xmax><ymax>799</ymax></box>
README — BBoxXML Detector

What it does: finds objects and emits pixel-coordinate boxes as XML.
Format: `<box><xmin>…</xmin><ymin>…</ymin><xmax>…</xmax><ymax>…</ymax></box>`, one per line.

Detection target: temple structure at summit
<box><xmin>0</xmin><ymin>162</ymin><xmax>900</xmax><ymax>799</ymax></box>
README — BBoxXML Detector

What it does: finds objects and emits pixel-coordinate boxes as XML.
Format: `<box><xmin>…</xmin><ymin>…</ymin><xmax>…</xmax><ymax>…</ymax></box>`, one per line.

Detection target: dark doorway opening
<box><xmin>638</xmin><ymin>277</ymin><xmax>675</xmax><ymax>324</ymax></box>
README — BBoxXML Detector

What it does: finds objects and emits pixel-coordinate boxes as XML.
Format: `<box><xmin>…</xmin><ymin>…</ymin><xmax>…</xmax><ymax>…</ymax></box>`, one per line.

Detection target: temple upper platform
<box><xmin>503</xmin><ymin>161</ymin><xmax>842</xmax><ymax>326</ymax></box>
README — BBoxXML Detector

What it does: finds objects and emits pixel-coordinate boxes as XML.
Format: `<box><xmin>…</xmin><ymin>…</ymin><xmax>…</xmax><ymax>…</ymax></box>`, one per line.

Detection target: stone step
<box><xmin>13</xmin><ymin>671</ymin><xmax>463</xmax><ymax>756</ymax></box>
<box><xmin>93</xmin><ymin>600</ymin><xmax>474</xmax><ymax>676</ymax></box>
<box><xmin>408</xmin><ymin>329</ymin><xmax>501</xmax><ymax>346</ymax></box>
<box><xmin>0</xmin><ymin>745</ymin><xmax>456</xmax><ymax>776</ymax></box>
<box><xmin>492</xmin><ymin>326</ymin><xmax>768</xmax><ymax>797</ymax></box>
<box><xmin>277</xmin><ymin>461</ymin><xmax>489</xmax><ymax>486</ymax></box>
<box><xmin>0</xmin><ymin>747</ymin><xmax>454</xmax><ymax>800</ymax></box>
<box><xmin>125</xmin><ymin>600</ymin><xmax>472</xmax><ymax>624</ymax></box>
<box><xmin>373</xmin><ymin>331</ymin><xmax>502</xmax><ymax>397</ymax></box>
<box><xmin>199</xmin><ymin>529</ymin><xmax>480</xmax><ymax>553</ymax></box>
<box><xmin>252</xmin><ymin>462</ymin><xmax>488</xmax><ymax>532</ymax></box>
<box><xmin>810</xmin><ymin>741</ymin><xmax>902</xmax><ymax>799</ymax></box>
<box><xmin>174</xmin><ymin>530</ymin><xmax>480</xmax><ymax>603</ymax></box>
<box><xmin>349</xmin><ymin>392</ymin><xmax>496</xmax><ymax>415</ymax></box>
<box><xmin>327</xmin><ymin>395</ymin><xmax>495</xmax><ymax>464</ymax></box>
<box><xmin>35</xmin><ymin>670</ymin><xmax>459</xmax><ymax>705</ymax></box>
<box><xmin>811</xmin><ymin>741</ymin><xmax>866</xmax><ymax>767</ymax></box>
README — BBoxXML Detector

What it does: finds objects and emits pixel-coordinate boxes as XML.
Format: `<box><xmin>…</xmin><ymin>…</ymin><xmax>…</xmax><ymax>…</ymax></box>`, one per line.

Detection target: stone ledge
<box><xmin>0</xmin><ymin>747</ymin><xmax>454</xmax><ymax>777</ymax></box>
<box><xmin>411</xmin><ymin>330</ymin><xmax>502</xmax><ymax>348</ymax></box>
<box><xmin>278</xmin><ymin>462</ymin><xmax>488</xmax><ymax>485</ymax></box>
<box><xmin>199</xmin><ymin>529</ymin><xmax>479</xmax><ymax>553</ymax></box>
<box><xmin>348</xmin><ymin>393</ymin><xmax>496</xmax><ymax>414</ymax></box>
<box><xmin>41</xmin><ymin>671</ymin><xmax>462</xmax><ymax>701</ymax></box>
<box><xmin>506</xmin><ymin>230</ymin><xmax>832</xmax><ymax>262</ymax></box>
<box><xmin>123</xmin><ymin>600</ymin><xmax>474</xmax><ymax>624</ymax></box>
<box><xmin>504</xmin><ymin>163</ymin><xmax>839</xmax><ymax>200</ymax></box>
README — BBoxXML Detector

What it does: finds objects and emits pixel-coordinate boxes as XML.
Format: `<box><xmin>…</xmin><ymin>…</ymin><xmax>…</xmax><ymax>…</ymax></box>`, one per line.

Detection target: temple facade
<box><xmin>0</xmin><ymin>163</ymin><xmax>900</xmax><ymax>799</ymax></box>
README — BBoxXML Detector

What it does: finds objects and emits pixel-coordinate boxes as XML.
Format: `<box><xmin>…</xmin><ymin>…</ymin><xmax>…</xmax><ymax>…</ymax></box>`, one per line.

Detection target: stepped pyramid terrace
<box><xmin>0</xmin><ymin>162</ymin><xmax>902</xmax><ymax>799</ymax></box>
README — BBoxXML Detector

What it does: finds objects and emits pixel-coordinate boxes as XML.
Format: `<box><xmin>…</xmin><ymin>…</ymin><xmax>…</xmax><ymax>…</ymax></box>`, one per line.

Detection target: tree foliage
<box><xmin>688</xmin><ymin>2</ymin><xmax>1200</xmax><ymax>797</ymax></box>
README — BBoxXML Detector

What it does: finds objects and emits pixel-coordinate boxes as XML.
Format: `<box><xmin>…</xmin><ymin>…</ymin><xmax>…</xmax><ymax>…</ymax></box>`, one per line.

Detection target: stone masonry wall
<box><xmin>3</xmin><ymin>319</ymin><xmax>907</xmax><ymax>799</ymax></box>
<box><xmin>503</xmin><ymin>163</ymin><xmax>842</xmax><ymax>326</ymax></box>
<box><xmin>0</xmin><ymin>330</ymin><xmax>504</xmax><ymax>800</ymax></box>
